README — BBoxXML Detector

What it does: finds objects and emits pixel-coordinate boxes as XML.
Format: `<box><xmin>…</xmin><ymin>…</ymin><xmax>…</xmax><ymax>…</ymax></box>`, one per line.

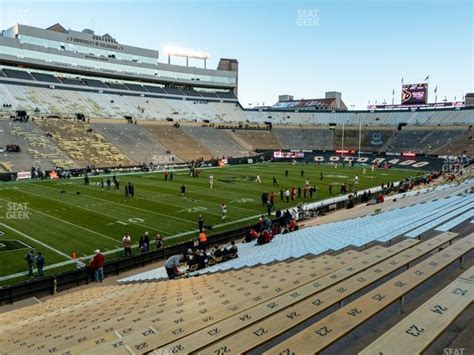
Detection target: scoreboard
<box><xmin>401</xmin><ymin>83</ymin><xmax>428</xmax><ymax>105</ymax></box>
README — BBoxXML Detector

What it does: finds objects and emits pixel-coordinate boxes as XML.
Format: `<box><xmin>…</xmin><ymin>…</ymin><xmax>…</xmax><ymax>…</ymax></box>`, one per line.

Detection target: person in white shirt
<box><xmin>221</xmin><ymin>203</ymin><xmax>228</xmax><ymax>220</ymax></box>
<box><xmin>75</xmin><ymin>257</ymin><xmax>85</xmax><ymax>270</ymax></box>
<box><xmin>122</xmin><ymin>233</ymin><xmax>132</xmax><ymax>256</ymax></box>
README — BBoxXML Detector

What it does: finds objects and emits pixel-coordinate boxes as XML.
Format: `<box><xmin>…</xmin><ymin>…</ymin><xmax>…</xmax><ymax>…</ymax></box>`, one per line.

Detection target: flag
<box><xmin>424</xmin><ymin>75</ymin><xmax>430</xmax><ymax>81</ymax></box>
<box><xmin>392</xmin><ymin>89</ymin><xmax>395</xmax><ymax>95</ymax></box>
<box><xmin>434</xmin><ymin>85</ymin><xmax>438</xmax><ymax>93</ymax></box>
<box><xmin>401</xmin><ymin>77</ymin><xmax>404</xmax><ymax>84</ymax></box>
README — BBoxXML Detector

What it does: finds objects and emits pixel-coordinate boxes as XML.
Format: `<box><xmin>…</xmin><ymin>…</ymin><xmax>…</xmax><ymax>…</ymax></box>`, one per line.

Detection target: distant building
<box><xmin>273</xmin><ymin>91</ymin><xmax>347</xmax><ymax>111</ymax></box>
<box><xmin>465</xmin><ymin>93</ymin><xmax>474</xmax><ymax>107</ymax></box>
<box><xmin>0</xmin><ymin>23</ymin><xmax>238</xmax><ymax>97</ymax></box>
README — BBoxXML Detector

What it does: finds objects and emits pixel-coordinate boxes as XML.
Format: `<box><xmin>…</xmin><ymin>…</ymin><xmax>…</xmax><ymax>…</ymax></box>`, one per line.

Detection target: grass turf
<box><xmin>0</xmin><ymin>162</ymin><xmax>421</xmax><ymax>285</ymax></box>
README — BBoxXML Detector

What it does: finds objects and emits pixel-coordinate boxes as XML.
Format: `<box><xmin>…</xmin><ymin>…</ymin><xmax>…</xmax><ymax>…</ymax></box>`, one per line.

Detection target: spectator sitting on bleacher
<box><xmin>244</xmin><ymin>228</ymin><xmax>259</xmax><ymax>243</ymax></box>
<box><xmin>257</xmin><ymin>229</ymin><xmax>273</xmax><ymax>245</ymax></box>
<box><xmin>196</xmin><ymin>250</ymin><xmax>207</xmax><ymax>269</ymax></box>
<box><xmin>212</xmin><ymin>246</ymin><xmax>223</xmax><ymax>258</ymax></box>
<box><xmin>5</xmin><ymin>144</ymin><xmax>21</xmax><ymax>153</ymax></box>
<box><xmin>283</xmin><ymin>210</ymin><xmax>292</xmax><ymax>226</ymax></box>
<box><xmin>187</xmin><ymin>250</ymin><xmax>200</xmax><ymax>268</ymax></box>
<box><xmin>377</xmin><ymin>194</ymin><xmax>385</xmax><ymax>203</ymax></box>
<box><xmin>271</xmin><ymin>224</ymin><xmax>282</xmax><ymax>236</ymax></box>
<box><xmin>288</xmin><ymin>219</ymin><xmax>299</xmax><ymax>232</ymax></box>
<box><xmin>223</xmin><ymin>241</ymin><xmax>238</xmax><ymax>260</ymax></box>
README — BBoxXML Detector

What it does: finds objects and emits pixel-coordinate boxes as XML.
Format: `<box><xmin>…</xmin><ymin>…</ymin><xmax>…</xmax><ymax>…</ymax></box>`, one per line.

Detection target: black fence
<box><xmin>0</xmin><ymin>221</ymin><xmax>258</xmax><ymax>305</ymax></box>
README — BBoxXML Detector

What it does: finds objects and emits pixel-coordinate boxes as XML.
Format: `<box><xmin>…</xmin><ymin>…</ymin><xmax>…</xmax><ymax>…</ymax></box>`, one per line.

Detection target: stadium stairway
<box><xmin>118</xmin><ymin>180</ymin><xmax>473</xmax><ymax>283</ymax></box>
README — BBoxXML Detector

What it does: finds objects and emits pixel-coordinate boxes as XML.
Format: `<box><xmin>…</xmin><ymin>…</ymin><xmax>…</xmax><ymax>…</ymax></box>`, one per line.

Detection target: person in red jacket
<box><xmin>93</xmin><ymin>249</ymin><xmax>105</xmax><ymax>283</ymax></box>
<box><xmin>288</xmin><ymin>219</ymin><xmax>299</xmax><ymax>231</ymax></box>
<box><xmin>257</xmin><ymin>229</ymin><xmax>273</xmax><ymax>245</ymax></box>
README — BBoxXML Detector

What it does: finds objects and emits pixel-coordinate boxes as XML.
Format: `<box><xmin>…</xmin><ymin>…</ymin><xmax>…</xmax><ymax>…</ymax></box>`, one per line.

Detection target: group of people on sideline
<box><xmin>25</xmin><ymin>249</ymin><xmax>44</xmax><ymax>277</ymax></box>
<box><xmin>122</xmin><ymin>231</ymin><xmax>164</xmax><ymax>256</ymax></box>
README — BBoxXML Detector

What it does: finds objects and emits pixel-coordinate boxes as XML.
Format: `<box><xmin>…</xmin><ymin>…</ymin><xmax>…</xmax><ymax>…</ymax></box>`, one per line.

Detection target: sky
<box><xmin>0</xmin><ymin>0</ymin><xmax>472</xmax><ymax>108</ymax></box>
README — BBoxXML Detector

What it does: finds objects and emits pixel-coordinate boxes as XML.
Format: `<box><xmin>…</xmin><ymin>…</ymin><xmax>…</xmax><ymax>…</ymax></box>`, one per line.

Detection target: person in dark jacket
<box><xmin>25</xmin><ymin>249</ymin><xmax>35</xmax><ymax>277</ymax></box>
<box><xmin>36</xmin><ymin>252</ymin><xmax>45</xmax><ymax>277</ymax></box>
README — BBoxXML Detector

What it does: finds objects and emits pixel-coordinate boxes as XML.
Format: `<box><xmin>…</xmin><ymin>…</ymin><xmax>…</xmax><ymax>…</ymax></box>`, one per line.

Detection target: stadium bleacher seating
<box><xmin>264</xmin><ymin>233</ymin><xmax>473</xmax><ymax>355</ymax></box>
<box><xmin>180</xmin><ymin>125</ymin><xmax>250</xmax><ymax>158</ymax></box>
<box><xmin>0</xmin><ymin>79</ymin><xmax>472</xmax><ymax>155</ymax></box>
<box><xmin>360</xmin><ymin>265</ymin><xmax>474</xmax><ymax>355</ymax></box>
<box><xmin>232</xmin><ymin>129</ymin><xmax>281</xmax><ymax>150</ymax></box>
<box><xmin>0</xmin><ymin>119</ymin><xmax>76</xmax><ymax>171</ymax></box>
<box><xmin>34</xmin><ymin>118</ymin><xmax>135</xmax><ymax>167</ymax></box>
<box><xmin>141</xmin><ymin>121</ymin><xmax>215</xmax><ymax>161</ymax></box>
<box><xmin>272</xmin><ymin>126</ymin><xmax>335</xmax><ymax>151</ymax></box>
<box><xmin>90</xmin><ymin>120</ymin><xmax>178</xmax><ymax>164</ymax></box>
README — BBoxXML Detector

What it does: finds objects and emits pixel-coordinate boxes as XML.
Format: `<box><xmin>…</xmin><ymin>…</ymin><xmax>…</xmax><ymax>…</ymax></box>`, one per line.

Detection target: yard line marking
<box><xmin>79</xmin><ymin>182</ymin><xmax>228</xmax><ymax>218</ymax></box>
<box><xmin>30</xmin><ymin>183</ymin><xmax>197</xmax><ymax>225</ymax></box>
<box><xmin>11</xmin><ymin>187</ymin><xmax>172</xmax><ymax>234</ymax></box>
<box><xmin>0</xmin><ymin>223</ymin><xmax>70</xmax><ymax>259</ymax></box>
<box><xmin>0</xmin><ymin>198</ymin><xmax>119</xmax><ymax>244</ymax></box>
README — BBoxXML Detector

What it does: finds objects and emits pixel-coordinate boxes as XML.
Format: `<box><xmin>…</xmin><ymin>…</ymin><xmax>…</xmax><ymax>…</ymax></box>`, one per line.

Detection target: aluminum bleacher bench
<box><xmin>13</xmin><ymin>253</ymin><xmax>347</xmax><ymax>354</ymax></box>
<box><xmin>360</xmin><ymin>265</ymin><xmax>474</xmax><ymax>355</ymax></box>
<box><xmin>137</xmin><ymin>239</ymin><xmax>422</xmax><ymax>354</ymax></box>
<box><xmin>196</xmin><ymin>232</ymin><xmax>460</xmax><ymax>354</ymax></box>
<box><xmin>63</xmin><ymin>246</ymin><xmax>393</xmax><ymax>354</ymax></box>
<box><xmin>435</xmin><ymin>209</ymin><xmax>474</xmax><ymax>232</ymax></box>
<box><xmin>265</xmin><ymin>233</ymin><xmax>474</xmax><ymax>354</ymax></box>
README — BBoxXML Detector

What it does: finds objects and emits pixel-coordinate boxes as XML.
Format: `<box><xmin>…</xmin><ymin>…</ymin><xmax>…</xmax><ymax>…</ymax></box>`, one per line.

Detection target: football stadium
<box><xmin>0</xmin><ymin>1</ymin><xmax>473</xmax><ymax>354</ymax></box>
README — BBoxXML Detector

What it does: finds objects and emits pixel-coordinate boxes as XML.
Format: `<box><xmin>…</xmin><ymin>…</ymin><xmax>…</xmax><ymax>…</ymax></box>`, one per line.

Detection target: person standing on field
<box><xmin>122</xmin><ymin>233</ymin><xmax>132</xmax><ymax>256</ymax></box>
<box><xmin>25</xmin><ymin>249</ymin><xmax>35</xmax><ymax>277</ymax></box>
<box><xmin>198</xmin><ymin>214</ymin><xmax>205</xmax><ymax>232</ymax></box>
<box><xmin>36</xmin><ymin>252</ymin><xmax>45</xmax><ymax>277</ymax></box>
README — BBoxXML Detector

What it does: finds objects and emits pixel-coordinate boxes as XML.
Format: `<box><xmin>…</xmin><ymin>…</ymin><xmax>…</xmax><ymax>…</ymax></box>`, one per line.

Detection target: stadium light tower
<box><xmin>163</xmin><ymin>46</ymin><xmax>210</xmax><ymax>68</ymax></box>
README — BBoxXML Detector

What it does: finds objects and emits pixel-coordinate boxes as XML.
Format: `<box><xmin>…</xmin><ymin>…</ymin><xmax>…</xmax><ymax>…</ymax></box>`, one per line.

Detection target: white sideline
<box><xmin>0</xmin><ymin>222</ymin><xmax>70</xmax><ymax>259</ymax></box>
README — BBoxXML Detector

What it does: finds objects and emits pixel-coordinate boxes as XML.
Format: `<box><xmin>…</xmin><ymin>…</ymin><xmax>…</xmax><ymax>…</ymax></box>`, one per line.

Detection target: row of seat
<box><xmin>1</xmin><ymin>231</ymin><xmax>471</xmax><ymax>355</ymax></box>
<box><xmin>264</xmin><ymin>234</ymin><xmax>473</xmax><ymax>354</ymax></box>
<box><xmin>359</xmin><ymin>265</ymin><xmax>474</xmax><ymax>355</ymax></box>
<box><xmin>0</xmin><ymin>237</ymin><xmax>418</xmax><ymax>354</ymax></box>
<box><xmin>155</xmin><ymin>232</ymin><xmax>471</xmax><ymax>355</ymax></box>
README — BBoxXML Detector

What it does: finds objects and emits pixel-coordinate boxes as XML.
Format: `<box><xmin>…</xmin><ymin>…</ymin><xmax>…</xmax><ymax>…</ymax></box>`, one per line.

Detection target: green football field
<box><xmin>0</xmin><ymin>162</ymin><xmax>422</xmax><ymax>285</ymax></box>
